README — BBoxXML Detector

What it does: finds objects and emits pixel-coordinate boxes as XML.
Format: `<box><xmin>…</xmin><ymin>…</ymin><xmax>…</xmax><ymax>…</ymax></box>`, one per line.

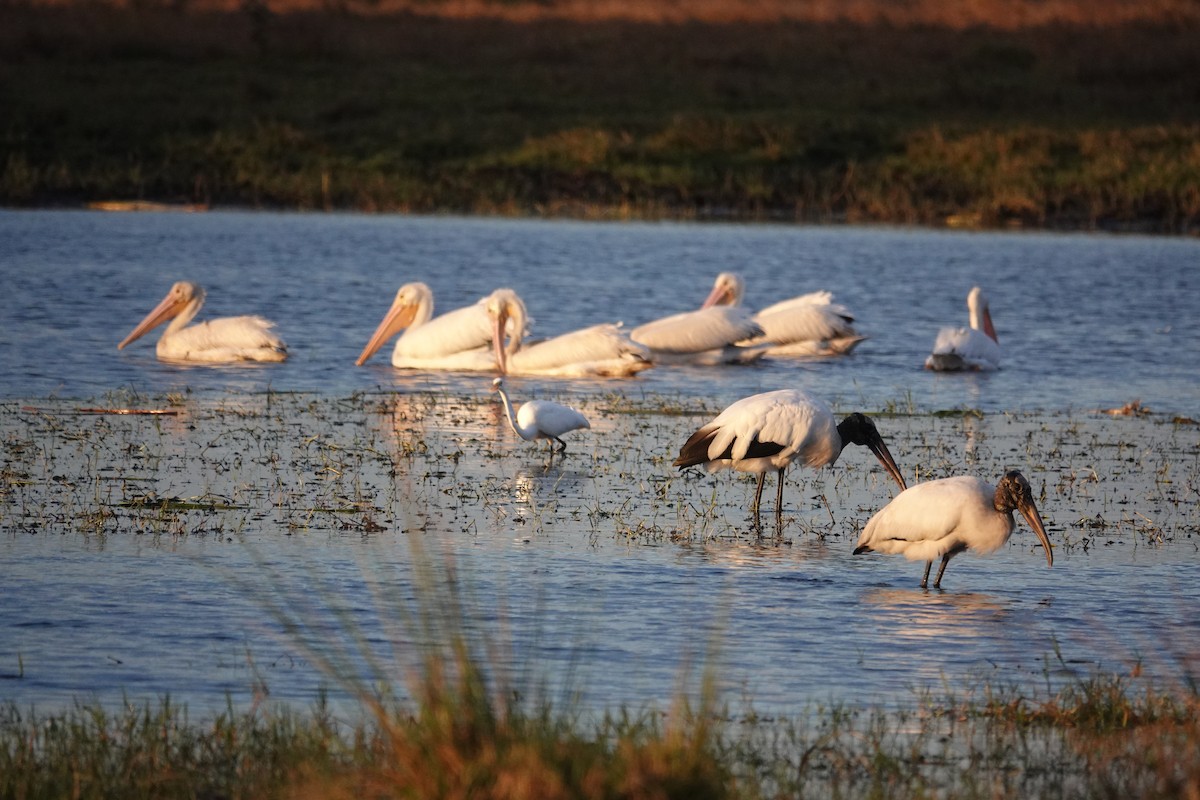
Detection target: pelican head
<box><xmin>356</xmin><ymin>282</ymin><xmax>434</xmax><ymax>365</ymax></box>
<box><xmin>484</xmin><ymin>288</ymin><xmax>528</xmax><ymax>374</ymax></box>
<box><xmin>701</xmin><ymin>272</ymin><xmax>745</xmax><ymax>309</ymax></box>
<box><xmin>836</xmin><ymin>412</ymin><xmax>908</xmax><ymax>492</ymax></box>
<box><xmin>994</xmin><ymin>470</ymin><xmax>1052</xmax><ymax>567</ymax></box>
<box><xmin>118</xmin><ymin>281</ymin><xmax>204</xmax><ymax>350</ymax></box>
<box><xmin>967</xmin><ymin>286</ymin><xmax>998</xmax><ymax>343</ymax></box>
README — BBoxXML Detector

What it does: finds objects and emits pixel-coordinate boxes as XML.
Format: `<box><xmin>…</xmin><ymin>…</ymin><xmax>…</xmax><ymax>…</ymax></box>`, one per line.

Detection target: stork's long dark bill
<box><xmin>1019</xmin><ymin>498</ymin><xmax>1053</xmax><ymax>568</ymax></box>
<box><xmin>866</xmin><ymin>437</ymin><xmax>908</xmax><ymax>492</ymax></box>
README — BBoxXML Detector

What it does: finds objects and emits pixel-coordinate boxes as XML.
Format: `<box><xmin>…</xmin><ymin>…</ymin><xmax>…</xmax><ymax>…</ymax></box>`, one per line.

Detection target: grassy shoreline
<box><xmin>3</xmin><ymin>4</ymin><xmax>1199</xmax><ymax>231</ymax></box>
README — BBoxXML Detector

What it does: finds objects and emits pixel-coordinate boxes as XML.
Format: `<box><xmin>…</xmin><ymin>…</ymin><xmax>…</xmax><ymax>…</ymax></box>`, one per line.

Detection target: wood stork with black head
<box><xmin>492</xmin><ymin>378</ymin><xmax>591</xmax><ymax>454</ymax></box>
<box><xmin>854</xmin><ymin>470</ymin><xmax>1052</xmax><ymax>589</ymax></box>
<box><xmin>118</xmin><ymin>281</ymin><xmax>287</xmax><ymax>363</ymax></box>
<box><xmin>925</xmin><ymin>286</ymin><xmax>1001</xmax><ymax>371</ymax></box>
<box><xmin>673</xmin><ymin>389</ymin><xmax>907</xmax><ymax>526</ymax></box>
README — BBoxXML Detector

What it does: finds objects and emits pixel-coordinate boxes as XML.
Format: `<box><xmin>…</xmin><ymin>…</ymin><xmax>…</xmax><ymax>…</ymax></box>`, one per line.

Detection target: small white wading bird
<box><xmin>702</xmin><ymin>272</ymin><xmax>866</xmax><ymax>356</ymax></box>
<box><xmin>854</xmin><ymin>470</ymin><xmax>1053</xmax><ymax>589</ymax></box>
<box><xmin>485</xmin><ymin>289</ymin><xmax>653</xmax><ymax>378</ymax></box>
<box><xmin>118</xmin><ymin>281</ymin><xmax>287</xmax><ymax>363</ymax></box>
<box><xmin>925</xmin><ymin>286</ymin><xmax>1001</xmax><ymax>371</ymax></box>
<box><xmin>673</xmin><ymin>389</ymin><xmax>908</xmax><ymax>526</ymax></box>
<box><xmin>492</xmin><ymin>378</ymin><xmax>591</xmax><ymax>453</ymax></box>
<box><xmin>356</xmin><ymin>282</ymin><xmax>499</xmax><ymax>371</ymax></box>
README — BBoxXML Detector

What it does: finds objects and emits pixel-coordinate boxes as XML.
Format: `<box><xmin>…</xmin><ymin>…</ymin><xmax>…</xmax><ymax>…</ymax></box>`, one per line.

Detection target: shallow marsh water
<box><xmin>1</xmin><ymin>211</ymin><xmax>1198</xmax><ymax>718</ymax></box>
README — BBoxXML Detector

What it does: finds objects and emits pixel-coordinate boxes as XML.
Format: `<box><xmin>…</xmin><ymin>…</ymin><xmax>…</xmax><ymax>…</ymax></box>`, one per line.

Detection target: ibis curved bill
<box><xmin>702</xmin><ymin>272</ymin><xmax>866</xmax><ymax>357</ymax></box>
<box><xmin>673</xmin><ymin>389</ymin><xmax>907</xmax><ymax>526</ymax></box>
<box><xmin>117</xmin><ymin>281</ymin><xmax>287</xmax><ymax>364</ymax></box>
<box><xmin>492</xmin><ymin>377</ymin><xmax>591</xmax><ymax>453</ymax></box>
<box><xmin>854</xmin><ymin>470</ymin><xmax>1052</xmax><ymax>589</ymax></box>
<box><xmin>485</xmin><ymin>289</ymin><xmax>652</xmax><ymax>378</ymax></box>
<box><xmin>925</xmin><ymin>286</ymin><xmax>1001</xmax><ymax>372</ymax></box>
<box><xmin>356</xmin><ymin>282</ymin><xmax>499</xmax><ymax>371</ymax></box>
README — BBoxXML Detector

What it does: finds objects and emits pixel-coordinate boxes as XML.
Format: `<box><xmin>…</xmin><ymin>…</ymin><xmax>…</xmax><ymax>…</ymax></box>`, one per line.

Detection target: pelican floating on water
<box><xmin>630</xmin><ymin>304</ymin><xmax>766</xmax><ymax>366</ymax></box>
<box><xmin>117</xmin><ymin>281</ymin><xmax>287</xmax><ymax>363</ymax></box>
<box><xmin>485</xmin><ymin>289</ymin><xmax>652</xmax><ymax>378</ymax></box>
<box><xmin>702</xmin><ymin>272</ymin><xmax>866</xmax><ymax>356</ymax></box>
<box><xmin>925</xmin><ymin>286</ymin><xmax>1001</xmax><ymax>372</ymax></box>
<box><xmin>356</xmin><ymin>282</ymin><xmax>498</xmax><ymax>371</ymax></box>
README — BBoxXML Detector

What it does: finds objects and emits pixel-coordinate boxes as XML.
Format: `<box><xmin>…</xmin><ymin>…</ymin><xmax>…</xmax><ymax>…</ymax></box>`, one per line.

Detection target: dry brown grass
<box><xmin>15</xmin><ymin>0</ymin><xmax>1200</xmax><ymax>28</ymax></box>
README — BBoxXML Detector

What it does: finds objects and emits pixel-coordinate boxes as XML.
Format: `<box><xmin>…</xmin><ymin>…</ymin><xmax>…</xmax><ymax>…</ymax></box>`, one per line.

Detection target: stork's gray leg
<box><xmin>933</xmin><ymin>554</ymin><xmax>952</xmax><ymax>588</ymax></box>
<box><xmin>920</xmin><ymin>561</ymin><xmax>932</xmax><ymax>589</ymax></box>
<box><xmin>752</xmin><ymin>472</ymin><xmax>766</xmax><ymax>526</ymax></box>
<box><xmin>774</xmin><ymin>467</ymin><xmax>786</xmax><ymax>523</ymax></box>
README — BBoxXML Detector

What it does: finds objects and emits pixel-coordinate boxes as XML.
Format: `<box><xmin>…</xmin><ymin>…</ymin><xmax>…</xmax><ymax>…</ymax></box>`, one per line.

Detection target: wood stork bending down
<box><xmin>701</xmin><ymin>272</ymin><xmax>866</xmax><ymax>357</ymax></box>
<box><xmin>484</xmin><ymin>289</ymin><xmax>652</xmax><ymax>378</ymax></box>
<box><xmin>356</xmin><ymin>282</ymin><xmax>498</xmax><ymax>371</ymax></box>
<box><xmin>925</xmin><ymin>286</ymin><xmax>1001</xmax><ymax>371</ymax></box>
<box><xmin>118</xmin><ymin>281</ymin><xmax>287</xmax><ymax>363</ymax></box>
<box><xmin>673</xmin><ymin>389</ymin><xmax>907</xmax><ymax>526</ymax></box>
<box><xmin>854</xmin><ymin>470</ymin><xmax>1052</xmax><ymax>589</ymax></box>
<box><xmin>492</xmin><ymin>378</ymin><xmax>591</xmax><ymax>453</ymax></box>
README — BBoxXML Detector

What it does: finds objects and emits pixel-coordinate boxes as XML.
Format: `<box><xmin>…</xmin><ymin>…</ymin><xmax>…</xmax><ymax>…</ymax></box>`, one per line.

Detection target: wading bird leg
<box><xmin>752</xmin><ymin>471</ymin><xmax>766</xmax><ymax>525</ymax></box>
<box><xmin>921</xmin><ymin>561</ymin><xmax>933</xmax><ymax>589</ymax></box>
<box><xmin>774</xmin><ymin>467</ymin><xmax>786</xmax><ymax>523</ymax></box>
<box><xmin>933</xmin><ymin>554</ymin><xmax>952</xmax><ymax>588</ymax></box>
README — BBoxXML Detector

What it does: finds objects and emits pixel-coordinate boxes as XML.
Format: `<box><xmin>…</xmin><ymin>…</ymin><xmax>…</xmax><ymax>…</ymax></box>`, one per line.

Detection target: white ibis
<box><xmin>356</xmin><ymin>282</ymin><xmax>499</xmax><ymax>371</ymax></box>
<box><xmin>673</xmin><ymin>389</ymin><xmax>907</xmax><ymax>525</ymax></box>
<box><xmin>925</xmin><ymin>286</ymin><xmax>1001</xmax><ymax>371</ymax></box>
<box><xmin>118</xmin><ymin>281</ymin><xmax>287</xmax><ymax>363</ymax></box>
<box><xmin>492</xmin><ymin>378</ymin><xmax>591</xmax><ymax>453</ymax></box>
<box><xmin>484</xmin><ymin>289</ymin><xmax>652</xmax><ymax>378</ymax></box>
<box><xmin>854</xmin><ymin>470</ymin><xmax>1053</xmax><ymax>589</ymax></box>
<box><xmin>701</xmin><ymin>272</ymin><xmax>866</xmax><ymax>356</ymax></box>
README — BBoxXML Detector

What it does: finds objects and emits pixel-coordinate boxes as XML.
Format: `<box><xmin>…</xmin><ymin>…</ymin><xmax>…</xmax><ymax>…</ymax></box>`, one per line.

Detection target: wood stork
<box><xmin>484</xmin><ymin>289</ymin><xmax>653</xmax><ymax>378</ymax></box>
<box><xmin>356</xmin><ymin>282</ymin><xmax>498</xmax><ymax>371</ymax></box>
<box><xmin>854</xmin><ymin>470</ymin><xmax>1053</xmax><ymax>589</ymax></box>
<box><xmin>117</xmin><ymin>281</ymin><xmax>287</xmax><ymax>363</ymax></box>
<box><xmin>925</xmin><ymin>286</ymin><xmax>1001</xmax><ymax>371</ymax></box>
<box><xmin>673</xmin><ymin>389</ymin><xmax>907</xmax><ymax>526</ymax></box>
<box><xmin>492</xmin><ymin>378</ymin><xmax>591</xmax><ymax>453</ymax></box>
<box><xmin>701</xmin><ymin>272</ymin><xmax>866</xmax><ymax>356</ymax></box>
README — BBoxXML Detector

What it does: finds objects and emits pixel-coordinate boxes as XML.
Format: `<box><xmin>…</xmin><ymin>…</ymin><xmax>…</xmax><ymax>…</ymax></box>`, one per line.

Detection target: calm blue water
<box><xmin>1</xmin><ymin>210</ymin><xmax>1198</xmax><ymax>720</ymax></box>
<box><xmin>2</xmin><ymin>209</ymin><xmax>1197</xmax><ymax>414</ymax></box>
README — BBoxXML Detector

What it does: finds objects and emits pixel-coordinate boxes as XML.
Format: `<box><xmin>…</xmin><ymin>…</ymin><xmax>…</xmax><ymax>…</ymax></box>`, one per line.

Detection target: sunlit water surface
<box><xmin>1</xmin><ymin>210</ymin><xmax>1198</xmax><ymax>718</ymax></box>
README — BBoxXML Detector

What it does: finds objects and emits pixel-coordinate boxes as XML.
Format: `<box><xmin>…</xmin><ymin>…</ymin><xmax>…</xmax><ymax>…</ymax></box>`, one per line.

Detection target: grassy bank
<box><xmin>2</xmin><ymin>2</ymin><xmax>1199</xmax><ymax>230</ymax></box>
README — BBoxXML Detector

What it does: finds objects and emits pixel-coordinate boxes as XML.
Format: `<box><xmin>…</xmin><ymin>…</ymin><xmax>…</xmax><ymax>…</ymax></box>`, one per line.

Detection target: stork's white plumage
<box><xmin>492</xmin><ymin>378</ymin><xmax>591</xmax><ymax>453</ymax></box>
<box><xmin>356</xmin><ymin>282</ymin><xmax>497</xmax><ymax>371</ymax></box>
<box><xmin>673</xmin><ymin>389</ymin><xmax>907</xmax><ymax>526</ymax></box>
<box><xmin>702</xmin><ymin>272</ymin><xmax>866</xmax><ymax>356</ymax></box>
<box><xmin>485</xmin><ymin>289</ymin><xmax>652</xmax><ymax>378</ymax></box>
<box><xmin>854</xmin><ymin>471</ymin><xmax>1052</xmax><ymax>588</ymax></box>
<box><xmin>117</xmin><ymin>281</ymin><xmax>287</xmax><ymax>363</ymax></box>
<box><xmin>925</xmin><ymin>286</ymin><xmax>1001</xmax><ymax>371</ymax></box>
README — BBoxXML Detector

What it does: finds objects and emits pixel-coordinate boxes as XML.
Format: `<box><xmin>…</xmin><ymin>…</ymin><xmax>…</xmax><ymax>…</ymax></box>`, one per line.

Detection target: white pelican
<box><xmin>630</xmin><ymin>290</ymin><xmax>767</xmax><ymax>366</ymax></box>
<box><xmin>925</xmin><ymin>286</ymin><xmax>1001</xmax><ymax>371</ymax></box>
<box><xmin>702</xmin><ymin>272</ymin><xmax>866</xmax><ymax>356</ymax></box>
<box><xmin>117</xmin><ymin>281</ymin><xmax>287</xmax><ymax>363</ymax></box>
<box><xmin>673</xmin><ymin>389</ymin><xmax>907</xmax><ymax>526</ymax></box>
<box><xmin>854</xmin><ymin>470</ymin><xmax>1052</xmax><ymax>589</ymax></box>
<box><xmin>493</xmin><ymin>378</ymin><xmax>590</xmax><ymax>453</ymax></box>
<box><xmin>356</xmin><ymin>282</ymin><xmax>498</xmax><ymax>371</ymax></box>
<box><xmin>484</xmin><ymin>289</ymin><xmax>652</xmax><ymax>378</ymax></box>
